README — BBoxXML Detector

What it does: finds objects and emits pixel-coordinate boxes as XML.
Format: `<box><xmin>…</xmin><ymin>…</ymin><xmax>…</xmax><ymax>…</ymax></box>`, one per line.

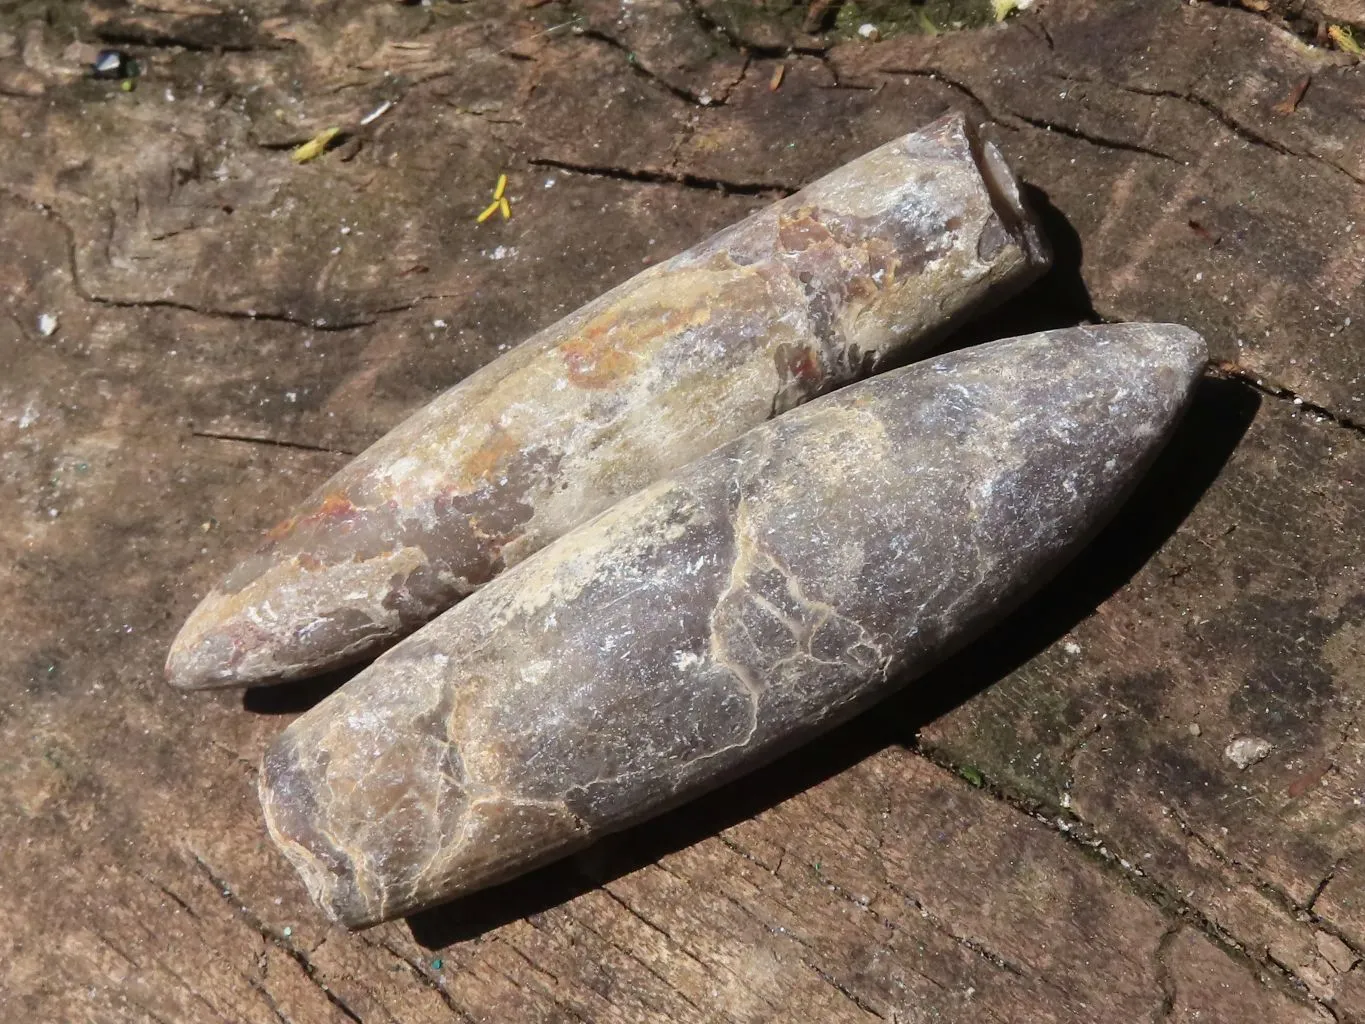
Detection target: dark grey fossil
<box><xmin>260</xmin><ymin>323</ymin><xmax>1207</xmax><ymax>928</ymax></box>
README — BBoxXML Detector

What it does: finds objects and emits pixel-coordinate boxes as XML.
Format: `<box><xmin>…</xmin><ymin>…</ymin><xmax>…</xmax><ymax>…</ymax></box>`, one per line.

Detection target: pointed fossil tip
<box><xmin>165</xmin><ymin>612</ymin><xmax>243</xmax><ymax>691</ymax></box>
<box><xmin>164</xmin><ymin>560</ymin><xmax>390</xmax><ymax>691</ymax></box>
<box><xmin>1104</xmin><ymin>321</ymin><xmax>1208</xmax><ymax>377</ymax></box>
<box><xmin>164</xmin><ymin>587</ymin><xmax>287</xmax><ymax>691</ymax></box>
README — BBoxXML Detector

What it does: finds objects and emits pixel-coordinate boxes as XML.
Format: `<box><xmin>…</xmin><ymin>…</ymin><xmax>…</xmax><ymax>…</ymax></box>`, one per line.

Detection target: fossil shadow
<box><xmin>405</xmin><ymin>371</ymin><xmax>1261</xmax><ymax>949</ymax></box>
<box><xmin>940</xmin><ymin>183</ymin><xmax>1101</xmax><ymax>359</ymax></box>
<box><xmin>243</xmin><ymin>664</ymin><xmax>363</xmax><ymax>715</ymax></box>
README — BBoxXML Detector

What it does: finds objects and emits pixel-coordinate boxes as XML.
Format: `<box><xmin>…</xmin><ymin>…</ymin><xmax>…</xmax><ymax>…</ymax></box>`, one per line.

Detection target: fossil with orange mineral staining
<box><xmin>264</xmin><ymin>515</ymin><xmax>300</xmax><ymax>544</ymax></box>
<box><xmin>263</xmin><ymin>491</ymin><xmax>356</xmax><ymax>545</ymax></box>
<box><xmin>559</xmin><ymin>331</ymin><xmax>642</xmax><ymax>389</ymax></box>
<box><xmin>560</xmin><ymin>288</ymin><xmax>718</xmax><ymax>389</ymax></box>
<box><xmin>458</xmin><ymin>427</ymin><xmax>522</xmax><ymax>483</ymax></box>
<box><xmin>167</xmin><ymin>112</ymin><xmax>1050</xmax><ymax>691</ymax></box>
<box><xmin>776</xmin><ymin>207</ymin><xmax>835</xmax><ymax>251</ymax></box>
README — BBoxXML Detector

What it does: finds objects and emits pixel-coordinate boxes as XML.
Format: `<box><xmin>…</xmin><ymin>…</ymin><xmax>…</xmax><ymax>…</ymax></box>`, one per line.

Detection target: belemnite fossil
<box><xmin>259</xmin><ymin>324</ymin><xmax>1207</xmax><ymax>928</ymax></box>
<box><xmin>166</xmin><ymin>112</ymin><xmax>1050</xmax><ymax>691</ymax></box>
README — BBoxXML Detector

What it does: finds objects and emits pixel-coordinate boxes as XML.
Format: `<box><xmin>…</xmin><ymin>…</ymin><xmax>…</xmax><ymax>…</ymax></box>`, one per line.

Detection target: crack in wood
<box><xmin>802</xmin><ymin>958</ymin><xmax>890</xmax><ymax>1020</ymax></box>
<box><xmin>90</xmin><ymin>26</ymin><xmax>281</xmax><ymax>55</ymax></box>
<box><xmin>1103</xmin><ymin>79</ymin><xmax>1365</xmax><ymax>190</ymax></box>
<box><xmin>496</xmin><ymin>940</ymin><xmax>594</xmax><ymax>1024</ymax></box>
<box><xmin>647</xmin><ymin>856</ymin><xmax>843</xmax><ymax>1015</ymax></box>
<box><xmin>85</xmin><ymin>293</ymin><xmax>383</xmax><ymax>331</ymax></box>
<box><xmin>715</xmin><ymin>831</ymin><xmax>789</xmax><ymax>878</ymax></box>
<box><xmin>93</xmin><ymin>925</ymin><xmax>142</xmax><ymax>970</ymax></box>
<box><xmin>709</xmin><ymin>835</ymin><xmax>1010</xmax><ymax>1021</ymax></box>
<box><xmin>1006</xmin><ymin>112</ymin><xmax>1182</xmax><ymax>163</ymax></box>
<box><xmin>1026</xmin><ymin>13</ymin><xmax>1056</xmax><ymax>52</ymax></box>
<box><xmin>1152</xmin><ymin>923</ymin><xmax>1184</xmax><ymax>1023</ymax></box>
<box><xmin>662</xmin><ymin>839</ymin><xmax>1014</xmax><ymax>1019</ymax></box>
<box><xmin>675</xmin><ymin>0</ymin><xmax>832</xmax><ymax>61</ymax></box>
<box><xmin>359</xmin><ymin>936</ymin><xmax>478</xmax><ymax>1024</ymax></box>
<box><xmin>189</xmin><ymin>431</ymin><xmax>359</xmax><ymax>457</ymax></box>
<box><xmin>883</xmin><ymin>880</ymin><xmax>1031</xmax><ymax>981</ymax></box>
<box><xmin>911</xmin><ymin>745</ymin><xmax>1344</xmax><ymax>1018</ymax></box>
<box><xmin>578</xmin><ymin>27</ymin><xmax>734</xmax><ymax>108</ymax></box>
<box><xmin>881</xmin><ymin>67</ymin><xmax>1183</xmax><ymax>164</ymax></box>
<box><xmin>1308</xmin><ymin>858</ymin><xmax>1345</xmax><ymax>915</ymax></box>
<box><xmin>206</xmin><ymin>737</ymin><xmax>262</xmax><ymax>775</ymax></box>
<box><xmin>1162</xmin><ymin>803</ymin><xmax>1365</xmax><ymax>987</ymax></box>
<box><xmin>597</xmin><ymin>884</ymin><xmax>704</xmax><ymax>975</ymax></box>
<box><xmin>189</xmin><ymin>851</ymin><xmax>366</xmax><ymax>1024</ymax></box>
<box><xmin>879</xmin><ymin>32</ymin><xmax>1363</xmax><ymax>191</ymax></box>
<box><xmin>0</xmin><ymin>186</ymin><xmax>440</xmax><ymax>333</ymax></box>
<box><xmin>1326</xmin><ymin>699</ymin><xmax>1365</xmax><ymax>768</ymax></box>
<box><xmin>1209</xmin><ymin>362</ymin><xmax>1365</xmax><ymax>441</ymax></box>
<box><xmin>247</xmin><ymin>975</ymin><xmax>293</xmax><ymax>1024</ymax></box>
<box><xmin>553</xmin><ymin>899</ymin><xmax>709</xmax><ymax>1017</ymax></box>
<box><xmin>123</xmin><ymin>911</ymin><xmax>238</xmax><ymax>1024</ymax></box>
<box><xmin>133</xmin><ymin>868</ymin><xmax>200</xmax><ymax>920</ymax></box>
<box><xmin>526</xmin><ymin>156</ymin><xmax>799</xmax><ymax>196</ymax></box>
<box><xmin>879</xmin><ymin>66</ymin><xmax>992</xmax><ymax>117</ymax></box>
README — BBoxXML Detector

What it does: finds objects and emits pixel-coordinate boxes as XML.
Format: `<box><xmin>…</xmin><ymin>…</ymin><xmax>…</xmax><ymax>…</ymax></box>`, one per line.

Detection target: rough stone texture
<box><xmin>261</xmin><ymin>324</ymin><xmax>1205</xmax><ymax>927</ymax></box>
<box><xmin>3</xmin><ymin>0</ymin><xmax>1364</xmax><ymax>1020</ymax></box>
<box><xmin>166</xmin><ymin>111</ymin><xmax>1049</xmax><ymax>692</ymax></box>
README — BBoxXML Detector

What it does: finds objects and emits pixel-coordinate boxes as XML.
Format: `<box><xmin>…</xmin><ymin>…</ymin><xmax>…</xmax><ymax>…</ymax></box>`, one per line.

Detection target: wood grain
<box><xmin>1</xmin><ymin>0</ymin><xmax>1360</xmax><ymax>1019</ymax></box>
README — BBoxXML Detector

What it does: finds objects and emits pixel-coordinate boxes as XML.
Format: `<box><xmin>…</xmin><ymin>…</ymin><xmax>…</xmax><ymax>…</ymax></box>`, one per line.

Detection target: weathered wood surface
<box><xmin>0</xmin><ymin>0</ymin><xmax>1361</xmax><ymax>1021</ymax></box>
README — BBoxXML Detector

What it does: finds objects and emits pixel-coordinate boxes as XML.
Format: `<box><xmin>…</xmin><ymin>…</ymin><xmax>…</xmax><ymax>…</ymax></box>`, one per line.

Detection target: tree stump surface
<box><xmin>1</xmin><ymin>1</ymin><xmax>1362</xmax><ymax>1021</ymax></box>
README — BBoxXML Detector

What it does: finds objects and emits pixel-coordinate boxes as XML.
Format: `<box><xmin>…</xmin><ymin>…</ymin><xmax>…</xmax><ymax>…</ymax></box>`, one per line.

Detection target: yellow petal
<box><xmin>494</xmin><ymin>174</ymin><xmax>508</xmax><ymax>200</ymax></box>
<box><xmin>476</xmin><ymin>201</ymin><xmax>501</xmax><ymax>223</ymax></box>
<box><xmin>291</xmin><ymin>127</ymin><xmax>341</xmax><ymax>164</ymax></box>
<box><xmin>1329</xmin><ymin>25</ymin><xmax>1363</xmax><ymax>56</ymax></box>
